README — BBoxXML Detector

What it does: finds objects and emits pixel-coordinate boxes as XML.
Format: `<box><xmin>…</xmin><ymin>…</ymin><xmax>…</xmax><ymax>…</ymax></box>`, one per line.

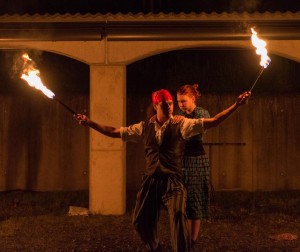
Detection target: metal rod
<box><xmin>54</xmin><ymin>97</ymin><xmax>77</xmax><ymax>115</ymax></box>
<box><xmin>249</xmin><ymin>66</ymin><xmax>265</xmax><ymax>92</ymax></box>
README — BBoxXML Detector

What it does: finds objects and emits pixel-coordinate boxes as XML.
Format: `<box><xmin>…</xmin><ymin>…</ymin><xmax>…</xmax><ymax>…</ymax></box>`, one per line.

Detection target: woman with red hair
<box><xmin>177</xmin><ymin>84</ymin><xmax>211</xmax><ymax>248</ymax></box>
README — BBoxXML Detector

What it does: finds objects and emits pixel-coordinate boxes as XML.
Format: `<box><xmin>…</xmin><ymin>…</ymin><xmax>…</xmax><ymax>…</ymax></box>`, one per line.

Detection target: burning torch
<box><xmin>249</xmin><ymin>28</ymin><xmax>271</xmax><ymax>92</ymax></box>
<box><xmin>19</xmin><ymin>53</ymin><xmax>77</xmax><ymax>116</ymax></box>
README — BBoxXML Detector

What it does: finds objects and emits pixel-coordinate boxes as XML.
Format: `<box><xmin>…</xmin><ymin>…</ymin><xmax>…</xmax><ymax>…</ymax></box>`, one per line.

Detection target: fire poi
<box><xmin>20</xmin><ymin>53</ymin><xmax>77</xmax><ymax>115</ymax></box>
<box><xmin>249</xmin><ymin>28</ymin><xmax>271</xmax><ymax>92</ymax></box>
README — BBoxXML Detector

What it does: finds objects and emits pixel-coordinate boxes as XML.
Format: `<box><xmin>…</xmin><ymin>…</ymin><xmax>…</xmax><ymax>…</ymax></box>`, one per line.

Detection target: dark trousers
<box><xmin>132</xmin><ymin>173</ymin><xmax>190</xmax><ymax>252</ymax></box>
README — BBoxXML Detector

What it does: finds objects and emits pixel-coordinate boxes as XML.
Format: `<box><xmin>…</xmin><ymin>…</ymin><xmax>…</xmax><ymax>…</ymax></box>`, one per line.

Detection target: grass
<box><xmin>0</xmin><ymin>190</ymin><xmax>299</xmax><ymax>251</ymax></box>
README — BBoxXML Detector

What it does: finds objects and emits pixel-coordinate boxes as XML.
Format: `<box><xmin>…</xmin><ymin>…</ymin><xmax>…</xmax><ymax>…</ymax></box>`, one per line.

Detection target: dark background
<box><xmin>127</xmin><ymin>48</ymin><xmax>300</xmax><ymax>95</ymax></box>
<box><xmin>1</xmin><ymin>48</ymin><xmax>300</xmax><ymax>99</ymax></box>
<box><xmin>1</xmin><ymin>47</ymin><xmax>299</xmax><ymax>99</ymax></box>
<box><xmin>0</xmin><ymin>0</ymin><xmax>300</xmax><ymax>14</ymax></box>
<box><xmin>0</xmin><ymin>50</ymin><xmax>89</xmax><ymax>96</ymax></box>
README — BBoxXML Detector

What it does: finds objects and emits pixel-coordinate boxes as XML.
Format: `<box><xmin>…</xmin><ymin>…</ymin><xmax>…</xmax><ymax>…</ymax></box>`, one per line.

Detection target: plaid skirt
<box><xmin>182</xmin><ymin>155</ymin><xmax>210</xmax><ymax>219</ymax></box>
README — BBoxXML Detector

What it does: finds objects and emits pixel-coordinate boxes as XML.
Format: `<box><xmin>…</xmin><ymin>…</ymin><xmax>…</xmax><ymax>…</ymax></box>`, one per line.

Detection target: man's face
<box><xmin>155</xmin><ymin>100</ymin><xmax>173</xmax><ymax>119</ymax></box>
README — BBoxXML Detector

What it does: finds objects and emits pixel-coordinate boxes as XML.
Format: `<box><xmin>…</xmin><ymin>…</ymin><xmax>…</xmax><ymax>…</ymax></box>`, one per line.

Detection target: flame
<box><xmin>22</xmin><ymin>53</ymin><xmax>31</xmax><ymax>61</ymax></box>
<box><xmin>20</xmin><ymin>53</ymin><xmax>55</xmax><ymax>99</ymax></box>
<box><xmin>251</xmin><ymin>28</ymin><xmax>271</xmax><ymax>68</ymax></box>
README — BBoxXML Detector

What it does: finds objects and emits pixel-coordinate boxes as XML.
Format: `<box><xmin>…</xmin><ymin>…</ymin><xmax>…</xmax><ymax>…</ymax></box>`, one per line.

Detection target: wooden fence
<box><xmin>127</xmin><ymin>93</ymin><xmax>300</xmax><ymax>191</ymax></box>
<box><xmin>1</xmin><ymin>93</ymin><xmax>299</xmax><ymax>191</ymax></box>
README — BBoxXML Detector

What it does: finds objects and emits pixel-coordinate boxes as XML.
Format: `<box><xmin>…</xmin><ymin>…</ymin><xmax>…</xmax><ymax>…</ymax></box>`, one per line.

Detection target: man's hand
<box><xmin>74</xmin><ymin>114</ymin><xmax>89</xmax><ymax>126</ymax></box>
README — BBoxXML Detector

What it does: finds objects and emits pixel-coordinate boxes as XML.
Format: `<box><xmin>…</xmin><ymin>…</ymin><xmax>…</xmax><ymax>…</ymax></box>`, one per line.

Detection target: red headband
<box><xmin>152</xmin><ymin>89</ymin><xmax>173</xmax><ymax>104</ymax></box>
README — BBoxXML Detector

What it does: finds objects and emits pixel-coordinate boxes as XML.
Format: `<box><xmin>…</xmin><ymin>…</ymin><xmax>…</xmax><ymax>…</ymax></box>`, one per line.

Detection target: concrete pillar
<box><xmin>89</xmin><ymin>65</ymin><xmax>126</xmax><ymax>215</ymax></box>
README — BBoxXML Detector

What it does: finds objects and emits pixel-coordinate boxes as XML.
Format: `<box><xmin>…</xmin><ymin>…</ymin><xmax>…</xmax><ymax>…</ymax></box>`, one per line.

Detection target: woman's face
<box><xmin>177</xmin><ymin>94</ymin><xmax>195</xmax><ymax>113</ymax></box>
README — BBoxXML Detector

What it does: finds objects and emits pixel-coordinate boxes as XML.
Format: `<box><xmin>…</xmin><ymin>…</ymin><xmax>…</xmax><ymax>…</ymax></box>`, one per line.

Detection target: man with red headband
<box><xmin>75</xmin><ymin>89</ymin><xmax>250</xmax><ymax>252</ymax></box>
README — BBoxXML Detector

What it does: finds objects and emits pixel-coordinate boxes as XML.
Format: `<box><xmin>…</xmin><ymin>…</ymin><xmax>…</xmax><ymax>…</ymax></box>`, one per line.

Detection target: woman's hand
<box><xmin>236</xmin><ymin>91</ymin><xmax>251</xmax><ymax>106</ymax></box>
<box><xmin>171</xmin><ymin>115</ymin><xmax>185</xmax><ymax>124</ymax></box>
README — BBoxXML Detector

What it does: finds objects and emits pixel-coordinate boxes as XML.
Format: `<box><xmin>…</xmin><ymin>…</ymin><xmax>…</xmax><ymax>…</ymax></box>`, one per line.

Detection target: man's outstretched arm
<box><xmin>74</xmin><ymin>114</ymin><xmax>121</xmax><ymax>138</ymax></box>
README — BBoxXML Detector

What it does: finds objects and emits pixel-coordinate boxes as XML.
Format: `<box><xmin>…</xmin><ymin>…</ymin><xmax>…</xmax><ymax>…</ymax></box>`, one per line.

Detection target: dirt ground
<box><xmin>0</xmin><ymin>190</ymin><xmax>299</xmax><ymax>251</ymax></box>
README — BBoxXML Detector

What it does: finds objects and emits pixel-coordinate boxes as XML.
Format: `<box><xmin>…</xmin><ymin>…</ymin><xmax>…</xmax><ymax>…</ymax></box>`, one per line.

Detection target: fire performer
<box><xmin>176</xmin><ymin>84</ymin><xmax>211</xmax><ymax>248</ymax></box>
<box><xmin>75</xmin><ymin>89</ymin><xmax>250</xmax><ymax>252</ymax></box>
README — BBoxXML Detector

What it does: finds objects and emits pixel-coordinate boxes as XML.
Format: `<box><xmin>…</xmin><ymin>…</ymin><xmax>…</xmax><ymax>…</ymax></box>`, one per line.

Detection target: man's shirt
<box><xmin>120</xmin><ymin>115</ymin><xmax>204</xmax><ymax>145</ymax></box>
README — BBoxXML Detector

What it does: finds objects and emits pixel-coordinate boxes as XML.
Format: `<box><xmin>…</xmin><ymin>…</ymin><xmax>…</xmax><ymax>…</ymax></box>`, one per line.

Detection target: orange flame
<box><xmin>251</xmin><ymin>28</ymin><xmax>271</xmax><ymax>68</ymax></box>
<box><xmin>20</xmin><ymin>53</ymin><xmax>55</xmax><ymax>99</ymax></box>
